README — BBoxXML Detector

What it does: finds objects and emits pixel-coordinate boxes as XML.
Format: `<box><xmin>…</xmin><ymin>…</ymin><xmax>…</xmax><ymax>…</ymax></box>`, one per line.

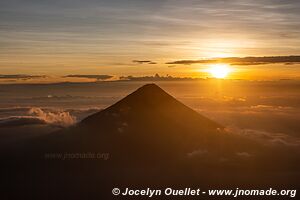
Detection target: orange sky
<box><xmin>0</xmin><ymin>0</ymin><xmax>300</xmax><ymax>82</ymax></box>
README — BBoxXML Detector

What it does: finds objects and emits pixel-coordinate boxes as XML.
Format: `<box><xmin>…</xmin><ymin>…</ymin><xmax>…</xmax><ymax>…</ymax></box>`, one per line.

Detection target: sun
<box><xmin>207</xmin><ymin>64</ymin><xmax>231</xmax><ymax>79</ymax></box>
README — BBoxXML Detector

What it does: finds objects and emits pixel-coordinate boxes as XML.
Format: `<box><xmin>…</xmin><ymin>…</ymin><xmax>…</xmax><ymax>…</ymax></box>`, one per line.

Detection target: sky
<box><xmin>1</xmin><ymin>0</ymin><xmax>300</xmax><ymax>81</ymax></box>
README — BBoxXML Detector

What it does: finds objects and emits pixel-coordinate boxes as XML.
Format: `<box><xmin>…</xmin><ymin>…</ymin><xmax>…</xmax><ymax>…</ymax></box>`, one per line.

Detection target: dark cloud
<box><xmin>0</xmin><ymin>117</ymin><xmax>46</xmax><ymax>128</ymax></box>
<box><xmin>132</xmin><ymin>60</ymin><xmax>156</xmax><ymax>64</ymax></box>
<box><xmin>166</xmin><ymin>56</ymin><xmax>300</xmax><ymax>66</ymax></box>
<box><xmin>0</xmin><ymin>107</ymin><xmax>30</xmax><ymax>117</ymax></box>
<box><xmin>0</xmin><ymin>74</ymin><xmax>46</xmax><ymax>80</ymax></box>
<box><xmin>64</xmin><ymin>75</ymin><xmax>113</xmax><ymax>80</ymax></box>
<box><xmin>119</xmin><ymin>74</ymin><xmax>197</xmax><ymax>81</ymax></box>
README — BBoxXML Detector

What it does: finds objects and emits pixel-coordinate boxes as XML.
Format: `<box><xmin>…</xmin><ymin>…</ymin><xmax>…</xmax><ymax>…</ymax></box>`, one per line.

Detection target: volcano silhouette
<box><xmin>64</xmin><ymin>83</ymin><xmax>223</xmax><ymax>162</ymax></box>
<box><xmin>81</xmin><ymin>83</ymin><xmax>221</xmax><ymax>131</ymax></box>
<box><xmin>40</xmin><ymin>84</ymin><xmax>223</xmax><ymax>160</ymax></box>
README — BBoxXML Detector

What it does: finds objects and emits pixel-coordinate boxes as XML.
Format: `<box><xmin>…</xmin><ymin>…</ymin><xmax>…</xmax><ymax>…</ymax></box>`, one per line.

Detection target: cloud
<box><xmin>132</xmin><ymin>60</ymin><xmax>156</xmax><ymax>64</ymax></box>
<box><xmin>222</xmin><ymin>96</ymin><xmax>246</xmax><ymax>102</ymax></box>
<box><xmin>0</xmin><ymin>107</ymin><xmax>76</xmax><ymax>128</ymax></box>
<box><xmin>0</xmin><ymin>107</ymin><xmax>100</xmax><ymax>127</ymax></box>
<box><xmin>29</xmin><ymin>107</ymin><xmax>75</xmax><ymax>127</ymax></box>
<box><xmin>236</xmin><ymin>152</ymin><xmax>253</xmax><ymax>158</ymax></box>
<box><xmin>199</xmin><ymin>102</ymin><xmax>300</xmax><ymax>138</ymax></box>
<box><xmin>0</xmin><ymin>117</ymin><xmax>46</xmax><ymax>128</ymax></box>
<box><xmin>187</xmin><ymin>149</ymin><xmax>208</xmax><ymax>158</ymax></box>
<box><xmin>226</xmin><ymin>126</ymin><xmax>300</xmax><ymax>147</ymax></box>
<box><xmin>166</xmin><ymin>56</ymin><xmax>300</xmax><ymax>66</ymax></box>
<box><xmin>0</xmin><ymin>74</ymin><xmax>46</xmax><ymax>80</ymax></box>
<box><xmin>63</xmin><ymin>75</ymin><xmax>113</xmax><ymax>80</ymax></box>
<box><xmin>249</xmin><ymin>105</ymin><xmax>293</xmax><ymax>112</ymax></box>
<box><xmin>0</xmin><ymin>107</ymin><xmax>30</xmax><ymax>116</ymax></box>
<box><xmin>119</xmin><ymin>74</ymin><xmax>197</xmax><ymax>81</ymax></box>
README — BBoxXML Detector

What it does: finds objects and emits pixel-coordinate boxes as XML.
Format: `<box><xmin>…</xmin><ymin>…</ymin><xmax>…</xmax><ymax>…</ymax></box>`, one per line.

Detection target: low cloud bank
<box><xmin>166</xmin><ymin>56</ymin><xmax>300</xmax><ymax>66</ymax></box>
<box><xmin>0</xmin><ymin>107</ymin><xmax>76</xmax><ymax>128</ymax></box>
<box><xmin>0</xmin><ymin>117</ymin><xmax>46</xmax><ymax>128</ymax></box>
<box><xmin>63</xmin><ymin>75</ymin><xmax>113</xmax><ymax>81</ymax></box>
<box><xmin>0</xmin><ymin>74</ymin><xmax>46</xmax><ymax>80</ymax></box>
<box><xmin>119</xmin><ymin>74</ymin><xmax>196</xmax><ymax>81</ymax></box>
<box><xmin>29</xmin><ymin>108</ymin><xmax>75</xmax><ymax>127</ymax></box>
<box><xmin>226</xmin><ymin>126</ymin><xmax>300</xmax><ymax>147</ymax></box>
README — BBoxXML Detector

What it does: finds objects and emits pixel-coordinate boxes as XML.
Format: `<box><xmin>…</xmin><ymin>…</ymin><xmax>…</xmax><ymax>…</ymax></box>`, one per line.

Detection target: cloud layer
<box><xmin>0</xmin><ymin>74</ymin><xmax>46</xmax><ymax>80</ymax></box>
<box><xmin>64</xmin><ymin>75</ymin><xmax>113</xmax><ymax>80</ymax></box>
<box><xmin>166</xmin><ymin>56</ymin><xmax>300</xmax><ymax>65</ymax></box>
<box><xmin>29</xmin><ymin>107</ymin><xmax>75</xmax><ymax>127</ymax></box>
<box><xmin>119</xmin><ymin>74</ymin><xmax>196</xmax><ymax>81</ymax></box>
<box><xmin>132</xmin><ymin>60</ymin><xmax>157</xmax><ymax>64</ymax></box>
<box><xmin>0</xmin><ymin>107</ymin><xmax>76</xmax><ymax>128</ymax></box>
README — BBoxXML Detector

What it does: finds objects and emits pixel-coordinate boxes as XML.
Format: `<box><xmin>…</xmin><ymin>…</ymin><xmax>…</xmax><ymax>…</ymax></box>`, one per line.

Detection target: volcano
<box><xmin>81</xmin><ymin>83</ymin><xmax>222</xmax><ymax>131</ymax></box>
<box><xmin>28</xmin><ymin>83</ymin><xmax>257</xmax><ymax>162</ymax></box>
<box><xmin>5</xmin><ymin>84</ymin><xmax>264</xmax><ymax>166</ymax></box>
<box><xmin>67</xmin><ymin>83</ymin><xmax>224</xmax><ymax>161</ymax></box>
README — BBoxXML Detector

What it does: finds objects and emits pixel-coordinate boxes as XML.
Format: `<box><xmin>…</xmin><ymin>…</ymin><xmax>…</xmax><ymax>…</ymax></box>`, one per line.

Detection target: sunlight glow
<box><xmin>207</xmin><ymin>64</ymin><xmax>231</xmax><ymax>79</ymax></box>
